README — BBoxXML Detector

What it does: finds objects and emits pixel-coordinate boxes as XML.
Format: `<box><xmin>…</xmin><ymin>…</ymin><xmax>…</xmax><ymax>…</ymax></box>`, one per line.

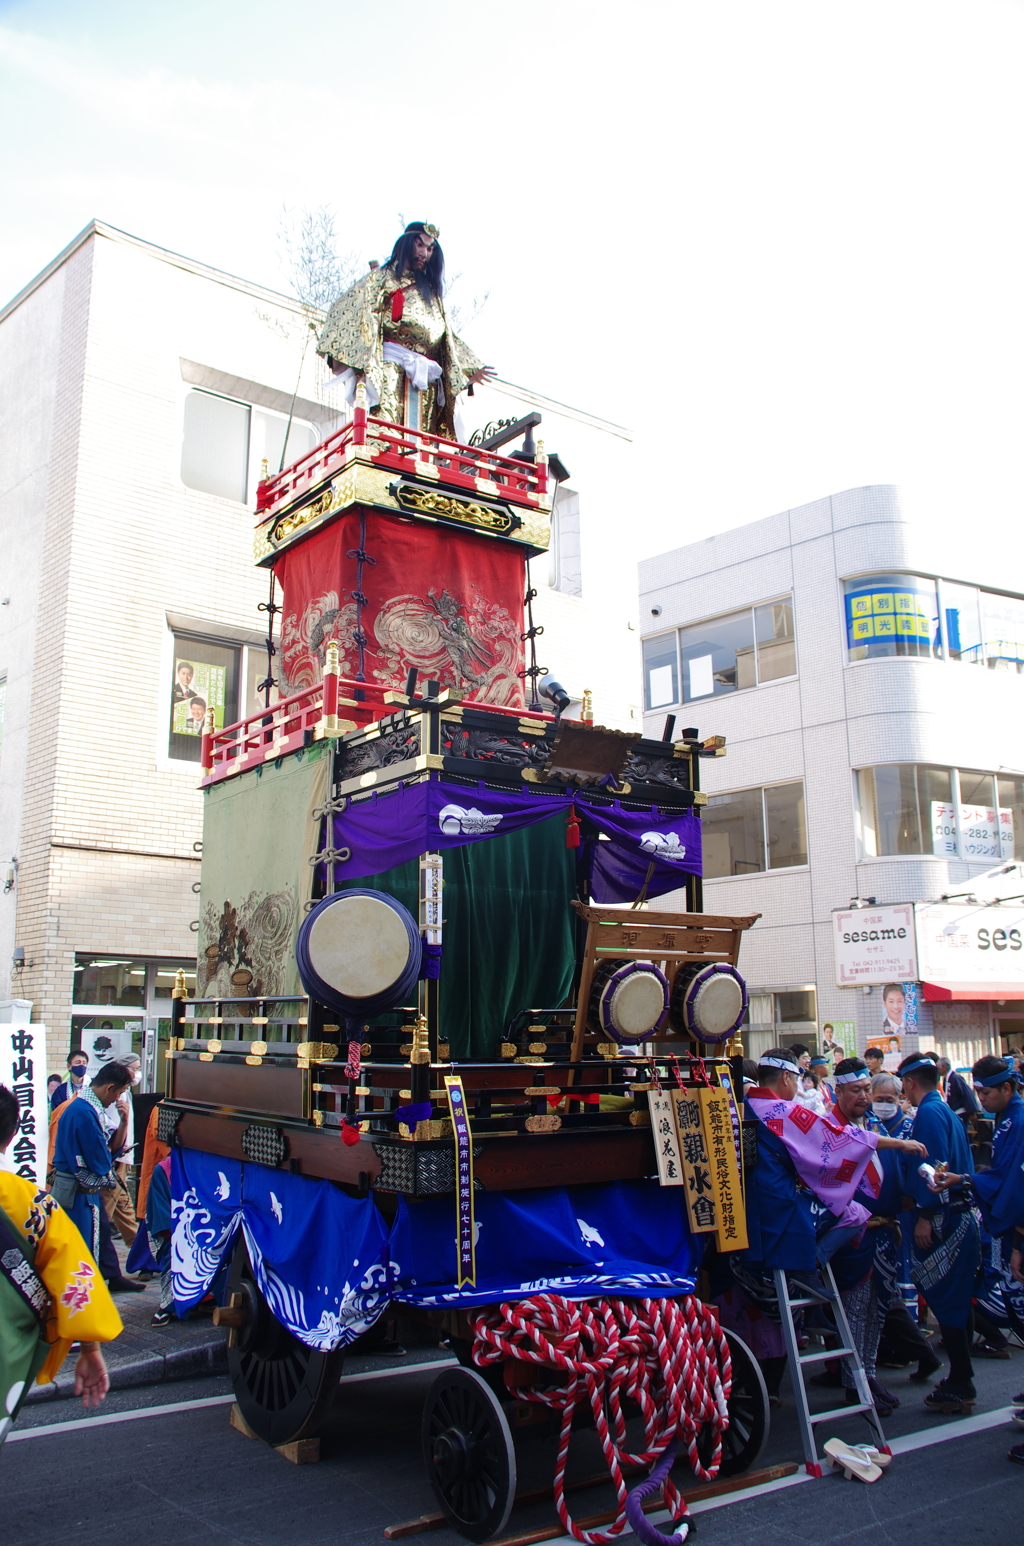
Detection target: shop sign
<box><xmin>832</xmin><ymin>903</ymin><xmax>917</xmax><ymax>986</ymax></box>
<box><xmin>915</xmin><ymin>901</ymin><xmax>1024</xmax><ymax>989</ymax></box>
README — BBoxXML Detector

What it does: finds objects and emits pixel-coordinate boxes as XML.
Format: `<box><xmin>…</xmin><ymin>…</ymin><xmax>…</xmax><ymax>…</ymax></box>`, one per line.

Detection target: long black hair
<box><xmin>385</xmin><ymin>223</ymin><xmax>445</xmax><ymax>302</ymax></box>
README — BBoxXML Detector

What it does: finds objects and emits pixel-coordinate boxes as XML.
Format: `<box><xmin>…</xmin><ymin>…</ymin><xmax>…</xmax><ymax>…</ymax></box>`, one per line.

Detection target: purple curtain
<box><xmin>322</xmin><ymin>780</ymin><xmax>700</xmax><ymax>904</ymax></box>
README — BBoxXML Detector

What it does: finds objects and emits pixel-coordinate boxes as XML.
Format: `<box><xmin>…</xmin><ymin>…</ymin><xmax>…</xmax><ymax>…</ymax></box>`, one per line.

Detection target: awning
<box><xmin>921</xmin><ymin>982</ymin><xmax>1021</xmax><ymax>1002</ymax></box>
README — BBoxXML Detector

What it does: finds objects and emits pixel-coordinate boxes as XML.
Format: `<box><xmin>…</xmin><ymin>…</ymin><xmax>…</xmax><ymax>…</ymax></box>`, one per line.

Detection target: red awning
<box><xmin>921</xmin><ymin>982</ymin><xmax>1020</xmax><ymax>1002</ymax></box>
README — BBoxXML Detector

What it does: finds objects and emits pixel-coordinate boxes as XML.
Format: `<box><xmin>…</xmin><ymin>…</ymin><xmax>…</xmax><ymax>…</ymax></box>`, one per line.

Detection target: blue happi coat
<box><xmin>51</xmin><ymin>1091</ymin><xmax>116</xmax><ymax>1262</ymax></box>
<box><xmin>905</xmin><ymin>1089</ymin><xmax>980</xmax><ymax>1328</ymax></box>
<box><xmin>972</xmin><ymin>1093</ymin><xmax>1024</xmax><ymax>1240</ymax></box>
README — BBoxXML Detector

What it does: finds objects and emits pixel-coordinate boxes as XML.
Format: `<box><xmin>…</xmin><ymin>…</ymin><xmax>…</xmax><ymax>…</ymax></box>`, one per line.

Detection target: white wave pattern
<box><xmin>243</xmin><ymin>1225</ymin><xmax>393</xmax><ymax>1352</ymax></box>
<box><xmin>393</xmin><ymin>1269</ymin><xmax>696</xmax><ymax>1308</ymax></box>
<box><xmin>171</xmin><ymin>1187</ymin><xmax>243</xmax><ymax>1303</ymax></box>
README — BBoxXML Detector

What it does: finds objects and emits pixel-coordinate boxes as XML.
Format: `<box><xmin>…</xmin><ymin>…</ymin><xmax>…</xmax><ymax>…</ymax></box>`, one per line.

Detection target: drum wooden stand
<box><xmin>569</xmin><ymin>902</ymin><xmax>760</xmax><ymax>1061</ymax></box>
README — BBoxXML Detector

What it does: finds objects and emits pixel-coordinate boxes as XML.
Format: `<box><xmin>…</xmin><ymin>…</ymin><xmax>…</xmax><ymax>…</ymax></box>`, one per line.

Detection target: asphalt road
<box><xmin>5</xmin><ymin>1343</ymin><xmax>1023</xmax><ymax>1546</ymax></box>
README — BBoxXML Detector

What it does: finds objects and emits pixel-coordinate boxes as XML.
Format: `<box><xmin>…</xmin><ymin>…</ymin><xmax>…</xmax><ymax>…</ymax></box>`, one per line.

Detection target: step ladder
<box><xmin>773</xmin><ymin>1263</ymin><xmax>888</xmax><ymax>1476</ymax></box>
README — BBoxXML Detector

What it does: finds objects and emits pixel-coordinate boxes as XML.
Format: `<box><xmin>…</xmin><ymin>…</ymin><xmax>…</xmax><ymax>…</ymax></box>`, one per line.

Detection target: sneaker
<box><xmin>151</xmin><ymin>1309</ymin><xmax>172</xmax><ymax>1326</ymax></box>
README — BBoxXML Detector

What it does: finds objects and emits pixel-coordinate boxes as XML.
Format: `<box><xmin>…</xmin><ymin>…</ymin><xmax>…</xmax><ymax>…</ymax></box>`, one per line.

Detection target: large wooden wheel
<box><xmin>695</xmin><ymin>1328</ymin><xmax>769</xmax><ymax>1477</ymax></box>
<box><xmin>422</xmin><ymin>1367</ymin><xmax>517</xmax><ymax>1543</ymax></box>
<box><xmin>225</xmin><ymin>1237</ymin><xmax>346</xmax><ymax>1447</ymax></box>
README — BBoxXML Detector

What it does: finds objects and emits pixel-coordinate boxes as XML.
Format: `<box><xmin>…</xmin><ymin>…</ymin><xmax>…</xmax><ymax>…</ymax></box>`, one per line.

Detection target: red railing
<box><xmin>256</xmin><ymin>406</ymin><xmax>549</xmax><ymax>522</ymax></box>
<box><xmin>201</xmin><ymin>676</ymin><xmax>556</xmax><ymax>786</ymax></box>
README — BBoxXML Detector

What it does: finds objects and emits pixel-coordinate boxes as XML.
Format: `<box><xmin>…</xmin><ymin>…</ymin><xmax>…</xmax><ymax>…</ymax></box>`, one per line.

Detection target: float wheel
<box><xmin>421</xmin><ymin>1366</ymin><xmax>517</xmax><ymax>1542</ymax></box>
<box><xmin>695</xmin><ymin>1327</ymin><xmax>770</xmax><ymax>1476</ymax></box>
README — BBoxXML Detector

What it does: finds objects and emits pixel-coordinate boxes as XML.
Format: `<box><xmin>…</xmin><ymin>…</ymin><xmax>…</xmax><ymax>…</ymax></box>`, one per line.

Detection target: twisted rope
<box><xmin>469</xmin><ymin>1294</ymin><xmax>731</xmax><ymax>1545</ymax></box>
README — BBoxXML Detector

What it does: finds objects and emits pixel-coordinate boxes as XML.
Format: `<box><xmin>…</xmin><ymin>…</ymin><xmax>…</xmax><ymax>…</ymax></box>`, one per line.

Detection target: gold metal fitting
<box><xmin>410</xmin><ymin>1017</ymin><xmax>430</xmax><ymax>1066</ymax></box>
<box><xmin>171</xmin><ymin>969</ymin><xmax>188</xmax><ymax>1001</ymax></box>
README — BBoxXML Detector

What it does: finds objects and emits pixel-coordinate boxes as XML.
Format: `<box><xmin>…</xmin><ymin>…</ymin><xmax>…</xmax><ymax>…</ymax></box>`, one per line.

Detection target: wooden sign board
<box><xmin>647</xmin><ymin>1087</ymin><xmax>685</xmax><ymax>1187</ymax></box>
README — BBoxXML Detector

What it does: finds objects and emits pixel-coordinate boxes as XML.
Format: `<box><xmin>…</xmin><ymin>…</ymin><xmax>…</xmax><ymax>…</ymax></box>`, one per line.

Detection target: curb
<box><xmin>26</xmin><ymin>1335</ymin><xmax>228</xmax><ymax>1404</ymax></box>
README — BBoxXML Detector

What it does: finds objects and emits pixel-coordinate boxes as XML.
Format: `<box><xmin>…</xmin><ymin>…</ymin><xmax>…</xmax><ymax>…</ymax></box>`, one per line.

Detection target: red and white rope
<box><xmin>469</xmin><ymin>1294</ymin><xmax>732</xmax><ymax>1544</ymax></box>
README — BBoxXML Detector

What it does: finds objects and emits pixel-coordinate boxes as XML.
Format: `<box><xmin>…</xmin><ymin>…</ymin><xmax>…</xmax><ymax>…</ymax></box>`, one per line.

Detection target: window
<box><xmin>181</xmin><ymin>389</ymin><xmax>318</xmax><ymax>504</ymax></box>
<box><xmin>857</xmin><ymin>764</ymin><xmax>1022</xmax><ymax>861</ymax></box>
<box><xmin>979</xmin><ymin>591</ymin><xmax>1024</xmax><ymax>672</ymax></box>
<box><xmin>644</xmin><ymin>596</ymin><xmax>796</xmax><ymax>710</ymax></box>
<box><xmin>71</xmin><ymin>956</ymin><xmax>198</xmax><ymax>1090</ymax></box>
<box><xmin>844</xmin><ymin>574</ymin><xmax>939</xmax><ymax>661</ymax></box>
<box><xmin>643</xmin><ymin>634</ymin><xmax>679</xmax><ymax>710</ymax></box>
<box><xmin>702</xmin><ymin>781</ymin><xmax>807</xmax><ymax>877</ymax></box>
<box><xmin>169</xmin><ymin>633</ymin><xmax>240</xmax><ymax>762</ymax></box>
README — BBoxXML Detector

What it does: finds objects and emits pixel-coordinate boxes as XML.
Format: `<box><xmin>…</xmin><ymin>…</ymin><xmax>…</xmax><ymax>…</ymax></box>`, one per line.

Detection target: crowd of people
<box><xmin>724</xmin><ymin>1041</ymin><xmax>1024</xmax><ymax>1474</ymax></box>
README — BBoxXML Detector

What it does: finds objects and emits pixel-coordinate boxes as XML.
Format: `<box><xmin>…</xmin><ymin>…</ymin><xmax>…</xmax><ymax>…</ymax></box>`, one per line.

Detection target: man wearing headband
<box><xmin>929</xmin><ymin>1056</ymin><xmax>1024</xmax><ymax>1377</ymax></box>
<box><xmin>715</xmin><ymin>1049</ymin><xmax>925</xmax><ymax>1401</ymax></box>
<box><xmin>869</xmin><ymin>1072</ymin><xmax>942</xmax><ymax>1383</ymax></box>
<box><xmin>898</xmin><ymin>1051</ymin><xmax>981</xmax><ymax>1414</ymax></box>
<box><xmin>317</xmin><ymin>223</ymin><xmax>495</xmax><ymax>441</ymax></box>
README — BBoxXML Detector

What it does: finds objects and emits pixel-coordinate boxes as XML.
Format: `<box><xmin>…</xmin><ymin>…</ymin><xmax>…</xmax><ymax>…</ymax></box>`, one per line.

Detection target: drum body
<box><xmin>670</xmin><ymin>961</ymin><xmax>747</xmax><ymax>1044</ymax></box>
<box><xmin>296</xmin><ymin>889</ymin><xmax>422</xmax><ymax>1021</ymax></box>
<box><xmin>589</xmin><ymin>959</ymin><xmax>669</xmax><ymax>1045</ymax></box>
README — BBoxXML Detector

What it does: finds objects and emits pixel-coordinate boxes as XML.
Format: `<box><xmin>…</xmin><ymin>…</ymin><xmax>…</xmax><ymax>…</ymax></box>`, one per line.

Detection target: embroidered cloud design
<box><xmin>438</xmin><ymin>804</ymin><xmax>504</xmax><ymax>836</ymax></box>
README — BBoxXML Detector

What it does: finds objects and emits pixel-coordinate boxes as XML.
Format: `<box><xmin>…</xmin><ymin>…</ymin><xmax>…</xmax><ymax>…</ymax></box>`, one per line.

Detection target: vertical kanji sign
<box><xmin>443</xmin><ymin>1074</ymin><xmax>476</xmax><ymax>1286</ymax></box>
<box><xmin>669</xmin><ymin>1087</ymin><xmax>718</xmax><ymax>1232</ymax></box>
<box><xmin>4</xmin><ymin>1021</ymin><xmax>50</xmax><ymax>1187</ymax></box>
<box><xmin>698</xmin><ymin>1085</ymin><xmax>748</xmax><ymax>1253</ymax></box>
<box><xmin>648</xmin><ymin>1087</ymin><xmax>685</xmax><ymax>1188</ymax></box>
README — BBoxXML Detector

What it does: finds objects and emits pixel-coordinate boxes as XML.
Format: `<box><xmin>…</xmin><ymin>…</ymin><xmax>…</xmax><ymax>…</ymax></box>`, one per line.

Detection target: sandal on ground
<box><xmin>923</xmin><ymin>1382</ymin><xmax>976</xmax><ymax>1415</ymax></box>
<box><xmin>972</xmin><ymin>1340</ymin><xmax>1011</xmax><ymax>1360</ymax></box>
<box><xmin>1008</xmin><ymin>1443</ymin><xmax>1024</xmax><ymax>1466</ymax></box>
<box><xmin>151</xmin><ymin>1309</ymin><xmax>172</xmax><ymax>1326</ymax></box>
<box><xmin>822</xmin><ymin>1439</ymin><xmax>882</xmax><ymax>1482</ymax></box>
<box><xmin>869</xmin><ymin>1378</ymin><xmax>900</xmax><ymax>1409</ymax></box>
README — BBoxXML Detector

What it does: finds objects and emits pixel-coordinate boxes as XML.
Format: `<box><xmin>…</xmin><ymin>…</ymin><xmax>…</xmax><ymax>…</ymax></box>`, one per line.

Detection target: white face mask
<box><xmin>130</xmin><ymin>1069</ymin><xmax>142</xmax><ymax>1085</ymax></box>
<box><xmin>872</xmin><ymin>1100</ymin><xmax>898</xmax><ymax>1120</ymax></box>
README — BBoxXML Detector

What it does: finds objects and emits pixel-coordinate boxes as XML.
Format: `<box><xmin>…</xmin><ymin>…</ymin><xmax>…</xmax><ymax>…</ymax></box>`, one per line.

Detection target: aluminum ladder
<box><xmin>773</xmin><ymin>1262</ymin><xmax>888</xmax><ymax>1476</ymax></box>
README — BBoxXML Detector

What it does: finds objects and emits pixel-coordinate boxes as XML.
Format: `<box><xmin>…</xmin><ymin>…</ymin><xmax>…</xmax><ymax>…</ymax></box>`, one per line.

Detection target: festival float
<box><xmin>160</xmin><ymin>224</ymin><xmax>769</xmax><ymax>1544</ymax></box>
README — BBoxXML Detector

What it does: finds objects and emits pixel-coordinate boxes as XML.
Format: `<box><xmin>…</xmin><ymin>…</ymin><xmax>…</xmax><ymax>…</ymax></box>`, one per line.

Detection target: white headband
<box><xmin>759</xmin><ymin>1056</ymin><xmax>799</xmax><ymax>1075</ymax></box>
<box><xmin>834</xmin><ymin>1069</ymin><xmax>870</xmax><ymax>1085</ymax></box>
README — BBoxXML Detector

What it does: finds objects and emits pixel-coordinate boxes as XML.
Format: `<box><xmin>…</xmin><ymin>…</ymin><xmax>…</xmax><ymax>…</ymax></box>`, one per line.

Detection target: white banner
<box><xmin>915</xmin><ymin>901</ymin><xmax>1024</xmax><ymax>989</ymax></box>
<box><xmin>833</xmin><ymin>903</ymin><xmax>918</xmax><ymax>986</ymax></box>
<box><xmin>1</xmin><ymin>1022</ymin><xmax>50</xmax><ymax>1187</ymax></box>
<box><xmin>931</xmin><ymin>801</ymin><xmax>1014</xmax><ymax>862</ymax></box>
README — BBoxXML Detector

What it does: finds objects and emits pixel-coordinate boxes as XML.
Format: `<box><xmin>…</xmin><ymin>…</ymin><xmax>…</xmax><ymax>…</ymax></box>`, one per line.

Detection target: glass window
<box><xmin>941</xmin><ymin>581</ymin><xmax>984</xmax><ymax>664</ymax></box>
<box><xmin>169</xmin><ymin>634</ymin><xmax>239</xmax><ymax>762</ymax></box>
<box><xmin>765</xmin><ymin>782</ymin><xmax>807</xmax><ymax>868</ymax></box>
<box><xmin>643</xmin><ymin>633</ymin><xmax>679</xmax><ymax>710</ymax></box>
<box><xmin>844</xmin><ymin>574</ymin><xmax>940</xmax><ymax>662</ymax></box>
<box><xmin>980</xmin><ymin>591</ymin><xmax>1024</xmax><ymax>674</ymax></box>
<box><xmin>775</xmin><ymin>990</ymin><xmax>816</xmax><ymax>1026</ymax></box>
<box><xmin>679</xmin><ymin>608</ymin><xmax>755</xmax><ymax>701</ymax></box>
<box><xmin>252</xmin><ymin>409</ymin><xmax>317</xmax><ymax>479</ymax></box>
<box><xmin>997</xmin><ymin>776</ymin><xmax>1024</xmax><ymax>861</ymax></box>
<box><xmin>703</xmin><ymin>788</ymin><xmax>765</xmax><ymax>876</ymax></box>
<box><xmin>858</xmin><ymin>764</ymin><xmax>953</xmax><ymax>856</ymax></box>
<box><xmin>181</xmin><ymin>390</ymin><xmax>250</xmax><ymax>502</ymax></box>
<box><xmin>152</xmin><ymin>965</ymin><xmax>197</xmax><ymax>1000</ymax></box>
<box><xmin>755</xmin><ymin>599</ymin><xmax>796</xmax><ymax>682</ymax></box>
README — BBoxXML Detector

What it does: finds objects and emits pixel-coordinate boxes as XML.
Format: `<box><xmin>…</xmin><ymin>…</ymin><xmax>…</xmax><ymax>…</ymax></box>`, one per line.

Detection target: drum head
<box><xmin>308</xmin><ymin>895</ymin><xmax>411</xmax><ymax>1001</ymax></box>
<box><xmin>296</xmin><ymin>889</ymin><xmax>422</xmax><ymax>1018</ymax></box>
<box><xmin>596</xmin><ymin>961</ymin><xmax>668</xmax><ymax>1041</ymax></box>
<box><xmin>689</xmin><ymin>972</ymin><xmax>745</xmax><ymax>1038</ymax></box>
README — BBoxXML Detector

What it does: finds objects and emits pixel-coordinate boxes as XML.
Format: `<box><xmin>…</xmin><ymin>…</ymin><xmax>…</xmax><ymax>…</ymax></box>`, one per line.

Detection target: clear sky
<box><xmin>2</xmin><ymin>0</ymin><xmax>1024</xmax><ymax>565</ymax></box>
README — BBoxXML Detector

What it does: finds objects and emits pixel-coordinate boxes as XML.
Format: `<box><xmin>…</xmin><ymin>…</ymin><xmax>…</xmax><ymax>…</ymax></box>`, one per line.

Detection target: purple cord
<box><xmin>624</xmin><ymin>1438</ymin><xmax>693</xmax><ymax>1544</ymax></box>
<box><xmin>394</xmin><ymin>1101</ymin><xmax>433</xmax><ymax>1132</ymax></box>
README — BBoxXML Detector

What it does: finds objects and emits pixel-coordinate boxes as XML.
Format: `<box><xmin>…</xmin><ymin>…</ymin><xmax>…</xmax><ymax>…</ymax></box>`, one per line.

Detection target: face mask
<box><xmin>70</xmin><ymin>1065</ymin><xmax>87</xmax><ymax>1080</ymax></box>
<box><xmin>872</xmin><ymin>1100</ymin><xmax>898</xmax><ymax>1120</ymax></box>
<box><xmin>130</xmin><ymin>1069</ymin><xmax>142</xmax><ymax>1085</ymax></box>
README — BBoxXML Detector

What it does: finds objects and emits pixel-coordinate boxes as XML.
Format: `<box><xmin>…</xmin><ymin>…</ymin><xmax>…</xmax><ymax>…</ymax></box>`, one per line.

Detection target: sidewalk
<box><xmin>28</xmin><ymin>1256</ymin><xmax>227</xmax><ymax>1405</ymax></box>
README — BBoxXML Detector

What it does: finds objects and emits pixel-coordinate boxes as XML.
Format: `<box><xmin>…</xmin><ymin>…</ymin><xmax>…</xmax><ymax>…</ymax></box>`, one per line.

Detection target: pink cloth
<box><xmin>747</xmin><ymin>1090</ymin><xmax>880</xmax><ymax>1224</ymax></box>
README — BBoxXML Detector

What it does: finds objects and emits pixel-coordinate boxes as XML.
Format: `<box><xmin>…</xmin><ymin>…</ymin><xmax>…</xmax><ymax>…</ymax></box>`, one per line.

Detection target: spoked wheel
<box><xmin>695</xmin><ymin>1328</ymin><xmax>770</xmax><ymax>1477</ymax></box>
<box><xmin>422</xmin><ymin>1367</ymin><xmax>517</xmax><ymax>1543</ymax></box>
<box><xmin>225</xmin><ymin>1238</ymin><xmax>346</xmax><ymax>1447</ymax></box>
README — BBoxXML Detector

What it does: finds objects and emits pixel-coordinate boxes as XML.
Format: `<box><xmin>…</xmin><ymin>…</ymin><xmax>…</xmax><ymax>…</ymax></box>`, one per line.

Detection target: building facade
<box><xmin>0</xmin><ymin>222</ymin><xmax>636</xmax><ymax>1077</ymax></box>
<box><xmin>639</xmin><ymin>484</ymin><xmax>1024</xmax><ymax>1067</ymax></box>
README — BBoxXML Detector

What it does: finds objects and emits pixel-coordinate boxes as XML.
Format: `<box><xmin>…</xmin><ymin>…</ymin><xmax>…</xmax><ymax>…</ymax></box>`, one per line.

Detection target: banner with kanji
<box><xmin>2</xmin><ymin>1022</ymin><xmax>50</xmax><ymax>1186</ymax></box>
<box><xmin>273</xmin><ymin>510</ymin><xmax>526</xmax><ymax>707</ymax></box>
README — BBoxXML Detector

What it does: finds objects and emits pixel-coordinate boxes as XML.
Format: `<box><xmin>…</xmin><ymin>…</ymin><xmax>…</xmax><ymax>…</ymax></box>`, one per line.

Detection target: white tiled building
<box><xmin>0</xmin><ymin>221</ymin><xmax>637</xmax><ymax>1075</ymax></box>
<box><xmin>639</xmin><ymin>485</ymin><xmax>1024</xmax><ymax>1066</ymax></box>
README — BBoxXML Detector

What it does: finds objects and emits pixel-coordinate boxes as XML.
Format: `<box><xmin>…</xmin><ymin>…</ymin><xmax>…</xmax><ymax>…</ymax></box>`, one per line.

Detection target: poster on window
<box><xmin>172</xmin><ymin>658</ymin><xmax>226</xmax><ymax>736</ymax></box>
<box><xmin>82</xmin><ymin>1027</ymin><xmax>133</xmax><ymax>1079</ymax></box>
<box><xmin>931</xmin><ymin>801</ymin><xmax>1014</xmax><ymax>861</ymax></box>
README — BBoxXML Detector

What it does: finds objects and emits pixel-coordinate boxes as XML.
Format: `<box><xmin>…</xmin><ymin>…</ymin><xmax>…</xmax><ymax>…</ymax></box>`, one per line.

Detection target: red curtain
<box><xmin>272</xmin><ymin>511</ymin><xmax>527</xmax><ymax>708</ymax></box>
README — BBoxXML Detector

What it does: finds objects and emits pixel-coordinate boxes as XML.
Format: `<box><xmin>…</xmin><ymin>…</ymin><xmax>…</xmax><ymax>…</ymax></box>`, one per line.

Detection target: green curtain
<box><xmin>337</xmin><ymin>813</ymin><xmax>577</xmax><ymax>1058</ymax></box>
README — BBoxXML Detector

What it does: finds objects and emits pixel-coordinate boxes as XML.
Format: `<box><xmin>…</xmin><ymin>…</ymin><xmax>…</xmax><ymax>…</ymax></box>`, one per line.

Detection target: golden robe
<box><xmin>0</xmin><ymin>1170</ymin><xmax>122</xmax><ymax>1387</ymax></box>
<box><xmin>317</xmin><ymin>266</ymin><xmax>482</xmax><ymax>440</ymax></box>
